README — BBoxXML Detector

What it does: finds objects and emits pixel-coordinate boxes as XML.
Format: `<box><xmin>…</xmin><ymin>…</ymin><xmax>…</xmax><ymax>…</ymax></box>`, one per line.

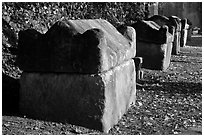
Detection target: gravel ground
<box><xmin>2</xmin><ymin>40</ymin><xmax>202</xmax><ymax>135</ymax></box>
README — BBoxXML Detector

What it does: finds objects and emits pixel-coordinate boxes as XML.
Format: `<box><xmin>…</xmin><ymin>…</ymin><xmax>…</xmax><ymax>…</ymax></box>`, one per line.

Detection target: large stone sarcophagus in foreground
<box><xmin>18</xmin><ymin>19</ymin><xmax>136</xmax><ymax>74</ymax></box>
<box><xmin>18</xmin><ymin>19</ymin><xmax>136</xmax><ymax>133</ymax></box>
<box><xmin>131</xmin><ymin>20</ymin><xmax>173</xmax><ymax>71</ymax></box>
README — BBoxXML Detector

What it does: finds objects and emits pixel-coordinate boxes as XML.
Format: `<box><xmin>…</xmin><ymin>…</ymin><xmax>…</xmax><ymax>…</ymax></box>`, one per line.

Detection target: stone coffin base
<box><xmin>136</xmin><ymin>41</ymin><xmax>173</xmax><ymax>71</ymax></box>
<box><xmin>19</xmin><ymin>59</ymin><xmax>136</xmax><ymax>133</ymax></box>
<box><xmin>172</xmin><ymin>31</ymin><xmax>181</xmax><ymax>55</ymax></box>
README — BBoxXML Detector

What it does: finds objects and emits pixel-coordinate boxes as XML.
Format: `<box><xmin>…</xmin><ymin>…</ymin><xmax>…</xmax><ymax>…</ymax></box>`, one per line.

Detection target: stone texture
<box><xmin>19</xmin><ymin>59</ymin><xmax>136</xmax><ymax>133</ymax></box>
<box><xmin>131</xmin><ymin>20</ymin><xmax>173</xmax><ymax>70</ymax></box>
<box><xmin>136</xmin><ymin>41</ymin><xmax>172</xmax><ymax>71</ymax></box>
<box><xmin>180</xmin><ymin>18</ymin><xmax>189</xmax><ymax>47</ymax></box>
<box><xmin>146</xmin><ymin>15</ymin><xmax>175</xmax><ymax>36</ymax></box>
<box><xmin>131</xmin><ymin>20</ymin><xmax>173</xmax><ymax>44</ymax></box>
<box><xmin>147</xmin><ymin>15</ymin><xmax>183</xmax><ymax>55</ymax></box>
<box><xmin>133</xmin><ymin>57</ymin><xmax>143</xmax><ymax>81</ymax></box>
<box><xmin>17</xmin><ymin>19</ymin><xmax>136</xmax><ymax>74</ymax></box>
<box><xmin>169</xmin><ymin>16</ymin><xmax>182</xmax><ymax>55</ymax></box>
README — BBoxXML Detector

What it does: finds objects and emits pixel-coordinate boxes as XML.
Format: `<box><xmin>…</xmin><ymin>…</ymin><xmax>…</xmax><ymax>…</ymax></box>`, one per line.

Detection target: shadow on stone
<box><xmin>2</xmin><ymin>72</ymin><xmax>104</xmax><ymax>132</ymax></box>
<box><xmin>2</xmin><ymin>73</ymin><xmax>20</xmax><ymax>116</ymax></box>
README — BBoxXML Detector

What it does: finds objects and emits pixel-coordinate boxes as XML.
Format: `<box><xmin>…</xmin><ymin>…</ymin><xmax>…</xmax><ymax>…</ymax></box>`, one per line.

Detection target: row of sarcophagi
<box><xmin>127</xmin><ymin>15</ymin><xmax>189</xmax><ymax>71</ymax></box>
<box><xmin>17</xmin><ymin>15</ymin><xmax>189</xmax><ymax>133</ymax></box>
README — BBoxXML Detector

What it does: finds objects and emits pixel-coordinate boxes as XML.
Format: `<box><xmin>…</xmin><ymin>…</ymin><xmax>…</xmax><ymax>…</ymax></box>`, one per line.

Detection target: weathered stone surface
<box><xmin>172</xmin><ymin>30</ymin><xmax>181</xmax><ymax>55</ymax></box>
<box><xmin>169</xmin><ymin>16</ymin><xmax>181</xmax><ymax>30</ymax></box>
<box><xmin>17</xmin><ymin>19</ymin><xmax>136</xmax><ymax>73</ymax></box>
<box><xmin>146</xmin><ymin>15</ymin><xmax>169</xmax><ymax>25</ymax></box>
<box><xmin>131</xmin><ymin>20</ymin><xmax>173</xmax><ymax>44</ymax></box>
<box><xmin>19</xmin><ymin>59</ymin><xmax>136</xmax><ymax>133</ymax></box>
<box><xmin>146</xmin><ymin>15</ymin><xmax>175</xmax><ymax>36</ymax></box>
<box><xmin>169</xmin><ymin>16</ymin><xmax>182</xmax><ymax>55</ymax></box>
<box><xmin>136</xmin><ymin>41</ymin><xmax>172</xmax><ymax>70</ymax></box>
<box><xmin>180</xmin><ymin>18</ymin><xmax>189</xmax><ymax>47</ymax></box>
<box><xmin>130</xmin><ymin>20</ymin><xmax>173</xmax><ymax>70</ymax></box>
<box><xmin>133</xmin><ymin>57</ymin><xmax>143</xmax><ymax>81</ymax></box>
<box><xmin>117</xmin><ymin>25</ymin><xmax>136</xmax><ymax>42</ymax></box>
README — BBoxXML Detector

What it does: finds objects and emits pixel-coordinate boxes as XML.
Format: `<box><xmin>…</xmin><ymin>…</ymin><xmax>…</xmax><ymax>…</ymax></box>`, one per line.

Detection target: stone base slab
<box><xmin>19</xmin><ymin>59</ymin><xmax>136</xmax><ymax>133</ymax></box>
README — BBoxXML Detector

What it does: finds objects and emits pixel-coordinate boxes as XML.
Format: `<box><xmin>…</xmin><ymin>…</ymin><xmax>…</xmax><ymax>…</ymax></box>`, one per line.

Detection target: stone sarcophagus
<box><xmin>180</xmin><ymin>18</ymin><xmax>189</xmax><ymax>47</ymax></box>
<box><xmin>18</xmin><ymin>19</ymin><xmax>136</xmax><ymax>133</ymax></box>
<box><xmin>169</xmin><ymin>16</ymin><xmax>182</xmax><ymax>55</ymax></box>
<box><xmin>146</xmin><ymin>15</ymin><xmax>181</xmax><ymax>55</ymax></box>
<box><xmin>131</xmin><ymin>20</ymin><xmax>173</xmax><ymax>71</ymax></box>
<box><xmin>146</xmin><ymin>15</ymin><xmax>175</xmax><ymax>36</ymax></box>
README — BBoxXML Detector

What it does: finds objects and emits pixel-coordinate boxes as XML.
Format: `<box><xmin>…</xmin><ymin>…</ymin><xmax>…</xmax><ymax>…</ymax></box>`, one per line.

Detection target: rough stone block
<box><xmin>146</xmin><ymin>15</ymin><xmax>175</xmax><ymax>36</ymax></box>
<box><xmin>169</xmin><ymin>16</ymin><xmax>181</xmax><ymax>31</ymax></box>
<box><xmin>146</xmin><ymin>15</ymin><xmax>170</xmax><ymax>26</ymax></box>
<box><xmin>181</xmin><ymin>29</ymin><xmax>188</xmax><ymax>47</ymax></box>
<box><xmin>133</xmin><ymin>57</ymin><xmax>143</xmax><ymax>81</ymax></box>
<box><xmin>169</xmin><ymin>16</ymin><xmax>182</xmax><ymax>55</ymax></box>
<box><xmin>19</xmin><ymin>59</ymin><xmax>136</xmax><ymax>133</ymax></box>
<box><xmin>136</xmin><ymin>41</ymin><xmax>172</xmax><ymax>71</ymax></box>
<box><xmin>131</xmin><ymin>20</ymin><xmax>173</xmax><ymax>44</ymax></box>
<box><xmin>17</xmin><ymin>19</ymin><xmax>136</xmax><ymax>74</ymax></box>
<box><xmin>171</xmin><ymin>31</ymin><xmax>181</xmax><ymax>55</ymax></box>
<box><xmin>180</xmin><ymin>19</ymin><xmax>189</xmax><ymax>47</ymax></box>
<box><xmin>131</xmin><ymin>20</ymin><xmax>173</xmax><ymax>70</ymax></box>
